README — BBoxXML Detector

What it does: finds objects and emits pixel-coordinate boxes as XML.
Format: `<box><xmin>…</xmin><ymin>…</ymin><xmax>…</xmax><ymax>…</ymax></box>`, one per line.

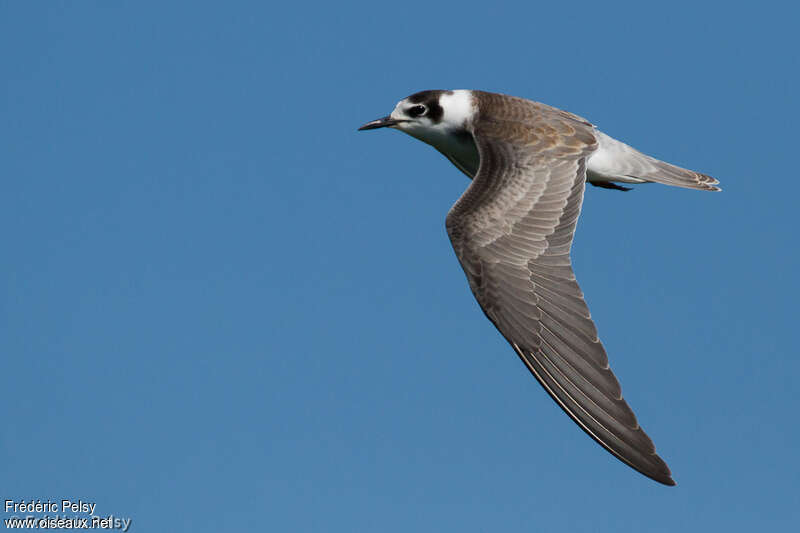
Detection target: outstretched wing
<box><xmin>446</xmin><ymin>93</ymin><xmax>674</xmax><ymax>485</ymax></box>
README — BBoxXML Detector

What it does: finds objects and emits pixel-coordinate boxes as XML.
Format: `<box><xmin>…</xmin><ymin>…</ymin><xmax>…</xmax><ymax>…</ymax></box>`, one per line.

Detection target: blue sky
<box><xmin>2</xmin><ymin>1</ymin><xmax>798</xmax><ymax>531</ymax></box>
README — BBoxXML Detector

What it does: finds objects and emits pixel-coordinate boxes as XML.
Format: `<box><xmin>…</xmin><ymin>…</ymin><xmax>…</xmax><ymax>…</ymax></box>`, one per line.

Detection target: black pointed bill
<box><xmin>358</xmin><ymin>116</ymin><xmax>403</xmax><ymax>131</ymax></box>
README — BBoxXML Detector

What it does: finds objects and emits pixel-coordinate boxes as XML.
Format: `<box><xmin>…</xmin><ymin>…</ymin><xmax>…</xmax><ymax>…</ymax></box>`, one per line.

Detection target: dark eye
<box><xmin>408</xmin><ymin>105</ymin><xmax>427</xmax><ymax>117</ymax></box>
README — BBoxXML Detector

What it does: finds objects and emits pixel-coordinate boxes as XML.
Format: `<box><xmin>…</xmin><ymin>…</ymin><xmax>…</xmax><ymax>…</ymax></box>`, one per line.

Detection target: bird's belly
<box><xmin>586</xmin><ymin>168</ymin><xmax>644</xmax><ymax>184</ymax></box>
<box><xmin>586</xmin><ymin>132</ymin><xmax>646</xmax><ymax>184</ymax></box>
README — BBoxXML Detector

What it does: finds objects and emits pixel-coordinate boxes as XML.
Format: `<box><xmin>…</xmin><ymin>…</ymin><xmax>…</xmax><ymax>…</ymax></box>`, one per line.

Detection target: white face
<box><xmin>389</xmin><ymin>90</ymin><xmax>475</xmax><ymax>136</ymax></box>
<box><xmin>389</xmin><ymin>99</ymin><xmax>436</xmax><ymax>132</ymax></box>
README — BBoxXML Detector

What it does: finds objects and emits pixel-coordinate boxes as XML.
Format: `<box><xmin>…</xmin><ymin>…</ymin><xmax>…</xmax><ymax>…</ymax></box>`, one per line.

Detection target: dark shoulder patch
<box><xmin>407</xmin><ymin>89</ymin><xmax>452</xmax><ymax>124</ymax></box>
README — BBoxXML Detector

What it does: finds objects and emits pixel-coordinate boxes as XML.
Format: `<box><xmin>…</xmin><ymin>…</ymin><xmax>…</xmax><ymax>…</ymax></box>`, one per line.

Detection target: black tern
<box><xmin>359</xmin><ymin>89</ymin><xmax>720</xmax><ymax>485</ymax></box>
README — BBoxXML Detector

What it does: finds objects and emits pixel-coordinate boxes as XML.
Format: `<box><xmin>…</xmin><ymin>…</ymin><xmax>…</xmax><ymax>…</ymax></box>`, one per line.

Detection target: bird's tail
<box><xmin>589</xmin><ymin>131</ymin><xmax>721</xmax><ymax>192</ymax></box>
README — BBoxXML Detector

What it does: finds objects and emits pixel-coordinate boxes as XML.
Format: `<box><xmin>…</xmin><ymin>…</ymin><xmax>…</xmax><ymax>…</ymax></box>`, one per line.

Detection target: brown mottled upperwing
<box><xmin>445</xmin><ymin>91</ymin><xmax>675</xmax><ymax>485</ymax></box>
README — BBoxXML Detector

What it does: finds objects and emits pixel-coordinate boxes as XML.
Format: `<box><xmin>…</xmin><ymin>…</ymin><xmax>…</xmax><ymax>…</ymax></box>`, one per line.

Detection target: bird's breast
<box><xmin>412</xmin><ymin>127</ymin><xmax>480</xmax><ymax>178</ymax></box>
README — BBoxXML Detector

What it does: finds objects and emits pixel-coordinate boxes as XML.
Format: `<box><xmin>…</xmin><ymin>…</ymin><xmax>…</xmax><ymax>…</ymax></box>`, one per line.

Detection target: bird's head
<box><xmin>358</xmin><ymin>90</ymin><xmax>474</xmax><ymax>141</ymax></box>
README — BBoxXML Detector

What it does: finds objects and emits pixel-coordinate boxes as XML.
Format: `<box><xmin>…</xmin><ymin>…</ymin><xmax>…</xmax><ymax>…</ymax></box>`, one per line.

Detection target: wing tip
<box><xmin>641</xmin><ymin>455</ymin><xmax>676</xmax><ymax>486</ymax></box>
<box><xmin>651</xmin><ymin>470</ymin><xmax>677</xmax><ymax>486</ymax></box>
<box><xmin>509</xmin><ymin>343</ymin><xmax>677</xmax><ymax>486</ymax></box>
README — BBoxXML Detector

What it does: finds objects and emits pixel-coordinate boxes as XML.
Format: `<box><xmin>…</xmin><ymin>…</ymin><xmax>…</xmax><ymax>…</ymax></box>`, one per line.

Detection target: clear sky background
<box><xmin>2</xmin><ymin>1</ymin><xmax>798</xmax><ymax>531</ymax></box>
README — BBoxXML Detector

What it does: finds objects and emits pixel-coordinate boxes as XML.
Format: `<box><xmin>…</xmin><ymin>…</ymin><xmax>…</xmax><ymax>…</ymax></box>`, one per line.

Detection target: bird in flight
<box><xmin>358</xmin><ymin>90</ymin><xmax>719</xmax><ymax>486</ymax></box>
